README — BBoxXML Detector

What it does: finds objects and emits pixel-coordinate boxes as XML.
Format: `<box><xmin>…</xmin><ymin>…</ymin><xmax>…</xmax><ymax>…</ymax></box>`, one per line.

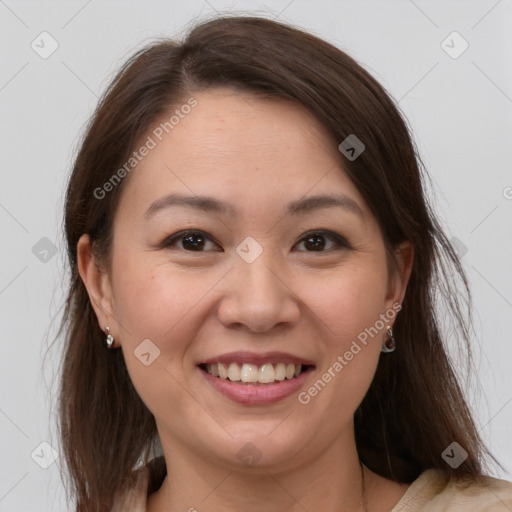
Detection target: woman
<box><xmin>58</xmin><ymin>15</ymin><xmax>512</xmax><ymax>512</ymax></box>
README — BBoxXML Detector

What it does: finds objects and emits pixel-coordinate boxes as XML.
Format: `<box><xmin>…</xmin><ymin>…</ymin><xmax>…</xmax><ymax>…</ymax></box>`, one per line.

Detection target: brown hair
<box><xmin>56</xmin><ymin>15</ymin><xmax>496</xmax><ymax>511</ymax></box>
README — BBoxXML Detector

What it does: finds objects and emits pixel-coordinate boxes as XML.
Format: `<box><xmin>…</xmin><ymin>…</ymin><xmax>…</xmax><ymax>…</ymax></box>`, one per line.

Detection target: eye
<box><xmin>159</xmin><ymin>229</ymin><xmax>351</xmax><ymax>253</ymax></box>
<box><xmin>160</xmin><ymin>230</ymin><xmax>221</xmax><ymax>252</ymax></box>
<box><xmin>294</xmin><ymin>230</ymin><xmax>351</xmax><ymax>252</ymax></box>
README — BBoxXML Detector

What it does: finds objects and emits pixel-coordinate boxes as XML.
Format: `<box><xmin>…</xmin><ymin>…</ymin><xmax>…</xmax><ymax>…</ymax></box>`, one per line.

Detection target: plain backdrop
<box><xmin>1</xmin><ymin>1</ymin><xmax>511</xmax><ymax>510</ymax></box>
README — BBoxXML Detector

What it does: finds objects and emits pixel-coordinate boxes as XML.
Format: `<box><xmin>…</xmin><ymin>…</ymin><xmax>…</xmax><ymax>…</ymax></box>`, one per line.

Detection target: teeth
<box><xmin>204</xmin><ymin>362</ymin><xmax>305</xmax><ymax>384</ymax></box>
<box><xmin>275</xmin><ymin>363</ymin><xmax>286</xmax><ymax>381</ymax></box>
<box><xmin>218</xmin><ymin>363</ymin><xmax>228</xmax><ymax>379</ymax></box>
<box><xmin>240</xmin><ymin>363</ymin><xmax>258</xmax><ymax>383</ymax></box>
<box><xmin>227</xmin><ymin>362</ymin><xmax>241</xmax><ymax>381</ymax></box>
<box><xmin>258</xmin><ymin>364</ymin><xmax>275</xmax><ymax>383</ymax></box>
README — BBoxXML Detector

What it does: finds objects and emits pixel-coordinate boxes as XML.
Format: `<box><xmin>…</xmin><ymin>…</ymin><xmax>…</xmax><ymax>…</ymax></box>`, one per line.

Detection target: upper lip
<box><xmin>198</xmin><ymin>351</ymin><xmax>315</xmax><ymax>367</ymax></box>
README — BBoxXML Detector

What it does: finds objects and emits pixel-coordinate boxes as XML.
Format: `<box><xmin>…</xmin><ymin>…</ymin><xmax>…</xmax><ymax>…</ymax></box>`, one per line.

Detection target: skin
<box><xmin>78</xmin><ymin>88</ymin><xmax>414</xmax><ymax>511</ymax></box>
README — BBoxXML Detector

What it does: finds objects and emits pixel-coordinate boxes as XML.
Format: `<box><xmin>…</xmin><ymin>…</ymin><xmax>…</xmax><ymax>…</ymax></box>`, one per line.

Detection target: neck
<box><xmin>148</xmin><ymin>429</ymin><xmax>368</xmax><ymax>512</ymax></box>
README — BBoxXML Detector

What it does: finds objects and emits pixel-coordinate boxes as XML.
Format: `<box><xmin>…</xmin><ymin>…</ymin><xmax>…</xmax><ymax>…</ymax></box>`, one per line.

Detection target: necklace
<box><xmin>360</xmin><ymin>461</ymin><xmax>369</xmax><ymax>512</ymax></box>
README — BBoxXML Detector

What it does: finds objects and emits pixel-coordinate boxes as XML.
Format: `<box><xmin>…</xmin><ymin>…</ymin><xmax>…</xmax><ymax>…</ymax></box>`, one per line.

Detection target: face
<box><xmin>80</xmin><ymin>88</ymin><xmax>412</xmax><ymax>472</ymax></box>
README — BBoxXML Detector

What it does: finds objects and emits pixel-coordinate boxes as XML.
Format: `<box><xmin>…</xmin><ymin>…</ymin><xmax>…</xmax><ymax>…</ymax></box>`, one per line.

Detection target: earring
<box><xmin>103</xmin><ymin>326</ymin><xmax>115</xmax><ymax>349</ymax></box>
<box><xmin>381</xmin><ymin>325</ymin><xmax>396</xmax><ymax>353</ymax></box>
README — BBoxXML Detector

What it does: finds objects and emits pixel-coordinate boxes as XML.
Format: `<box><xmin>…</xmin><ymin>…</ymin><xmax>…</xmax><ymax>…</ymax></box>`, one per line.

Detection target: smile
<box><xmin>197</xmin><ymin>352</ymin><xmax>316</xmax><ymax>405</ymax></box>
<box><xmin>199</xmin><ymin>362</ymin><xmax>311</xmax><ymax>385</ymax></box>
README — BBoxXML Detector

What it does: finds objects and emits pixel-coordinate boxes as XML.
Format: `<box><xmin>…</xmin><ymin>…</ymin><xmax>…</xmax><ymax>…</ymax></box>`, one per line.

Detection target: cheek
<box><xmin>296</xmin><ymin>261</ymin><xmax>388</xmax><ymax>410</ymax></box>
<box><xmin>110</xmin><ymin>252</ymin><xmax>216</xmax><ymax>422</ymax></box>
<box><xmin>111</xmin><ymin>250</ymin><xmax>213</xmax><ymax>343</ymax></box>
<box><xmin>305</xmin><ymin>261</ymin><xmax>389</xmax><ymax>346</ymax></box>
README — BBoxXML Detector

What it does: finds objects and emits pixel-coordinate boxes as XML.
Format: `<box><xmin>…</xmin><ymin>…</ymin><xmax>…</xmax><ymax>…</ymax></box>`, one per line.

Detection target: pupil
<box><xmin>183</xmin><ymin>234</ymin><xmax>204</xmax><ymax>250</ymax></box>
<box><xmin>306</xmin><ymin>235</ymin><xmax>325</xmax><ymax>251</ymax></box>
<box><xmin>181</xmin><ymin>234</ymin><xmax>327</xmax><ymax>251</ymax></box>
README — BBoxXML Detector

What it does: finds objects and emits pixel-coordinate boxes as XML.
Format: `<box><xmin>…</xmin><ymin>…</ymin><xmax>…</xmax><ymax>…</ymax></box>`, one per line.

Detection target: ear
<box><xmin>385</xmin><ymin>241</ymin><xmax>414</xmax><ymax>311</ymax></box>
<box><xmin>77</xmin><ymin>234</ymin><xmax>119</xmax><ymax>347</ymax></box>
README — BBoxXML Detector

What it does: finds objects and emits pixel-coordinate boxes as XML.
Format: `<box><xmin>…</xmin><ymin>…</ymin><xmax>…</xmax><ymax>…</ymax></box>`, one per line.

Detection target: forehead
<box><xmin>159</xmin><ymin>88</ymin><xmax>338</xmax><ymax>166</ymax></box>
<box><xmin>116</xmin><ymin>88</ymin><xmax>368</xmax><ymax>219</ymax></box>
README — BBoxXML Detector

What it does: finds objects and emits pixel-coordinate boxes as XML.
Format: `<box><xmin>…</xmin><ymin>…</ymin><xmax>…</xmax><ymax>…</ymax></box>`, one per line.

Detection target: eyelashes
<box><xmin>159</xmin><ymin>229</ymin><xmax>352</xmax><ymax>253</ymax></box>
<box><xmin>161</xmin><ymin>230</ymin><xmax>221</xmax><ymax>252</ymax></box>
<box><xmin>296</xmin><ymin>231</ymin><xmax>352</xmax><ymax>252</ymax></box>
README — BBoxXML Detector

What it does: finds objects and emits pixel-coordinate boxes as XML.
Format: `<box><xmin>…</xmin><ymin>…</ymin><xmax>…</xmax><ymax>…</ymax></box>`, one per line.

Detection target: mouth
<box><xmin>196</xmin><ymin>352</ymin><xmax>315</xmax><ymax>405</ymax></box>
<box><xmin>198</xmin><ymin>362</ymin><xmax>314</xmax><ymax>385</ymax></box>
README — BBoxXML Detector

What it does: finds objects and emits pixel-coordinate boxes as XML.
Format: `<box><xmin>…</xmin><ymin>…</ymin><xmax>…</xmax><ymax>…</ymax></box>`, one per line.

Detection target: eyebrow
<box><xmin>143</xmin><ymin>192</ymin><xmax>364</xmax><ymax>220</ymax></box>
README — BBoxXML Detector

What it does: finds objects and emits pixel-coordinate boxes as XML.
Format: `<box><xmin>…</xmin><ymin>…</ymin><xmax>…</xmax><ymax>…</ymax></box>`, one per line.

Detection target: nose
<box><xmin>217</xmin><ymin>253</ymin><xmax>301</xmax><ymax>333</ymax></box>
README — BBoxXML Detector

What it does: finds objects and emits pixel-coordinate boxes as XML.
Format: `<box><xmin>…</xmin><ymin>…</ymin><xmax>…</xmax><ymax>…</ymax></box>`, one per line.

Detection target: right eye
<box><xmin>159</xmin><ymin>230</ymin><xmax>222</xmax><ymax>252</ymax></box>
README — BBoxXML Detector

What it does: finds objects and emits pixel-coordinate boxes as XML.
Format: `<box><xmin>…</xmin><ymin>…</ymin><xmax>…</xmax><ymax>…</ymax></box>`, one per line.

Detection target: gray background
<box><xmin>1</xmin><ymin>0</ymin><xmax>511</xmax><ymax>510</ymax></box>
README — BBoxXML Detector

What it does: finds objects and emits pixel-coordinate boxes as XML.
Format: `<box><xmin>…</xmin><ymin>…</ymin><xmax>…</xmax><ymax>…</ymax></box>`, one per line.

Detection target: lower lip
<box><xmin>199</xmin><ymin>367</ymin><xmax>314</xmax><ymax>405</ymax></box>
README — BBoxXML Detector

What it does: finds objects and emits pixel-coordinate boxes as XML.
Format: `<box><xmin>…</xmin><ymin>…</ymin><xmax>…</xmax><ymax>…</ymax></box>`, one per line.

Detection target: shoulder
<box><xmin>392</xmin><ymin>469</ymin><xmax>512</xmax><ymax>511</ymax></box>
<box><xmin>438</xmin><ymin>473</ymin><xmax>512</xmax><ymax>511</ymax></box>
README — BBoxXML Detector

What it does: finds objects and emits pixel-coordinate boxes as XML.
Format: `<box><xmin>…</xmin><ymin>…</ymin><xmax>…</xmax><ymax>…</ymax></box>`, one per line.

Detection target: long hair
<box><xmin>56</xmin><ymin>15</ymin><xmax>494</xmax><ymax>511</ymax></box>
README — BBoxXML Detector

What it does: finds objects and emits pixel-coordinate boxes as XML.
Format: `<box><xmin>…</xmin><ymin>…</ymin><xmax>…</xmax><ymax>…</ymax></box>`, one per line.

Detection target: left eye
<box><xmin>294</xmin><ymin>231</ymin><xmax>351</xmax><ymax>252</ymax></box>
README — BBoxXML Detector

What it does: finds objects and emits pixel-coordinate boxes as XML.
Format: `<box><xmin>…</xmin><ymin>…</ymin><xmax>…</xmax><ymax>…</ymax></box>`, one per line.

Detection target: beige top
<box><xmin>112</xmin><ymin>465</ymin><xmax>512</xmax><ymax>511</ymax></box>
